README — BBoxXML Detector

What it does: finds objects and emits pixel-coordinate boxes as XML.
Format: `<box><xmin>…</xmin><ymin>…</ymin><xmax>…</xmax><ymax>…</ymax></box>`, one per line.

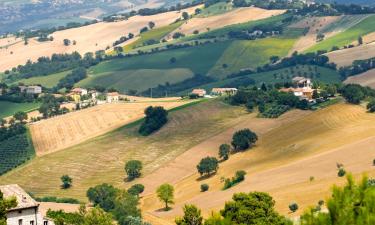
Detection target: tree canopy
<box><xmin>231</xmin><ymin>129</ymin><xmax>258</xmax><ymax>151</ymax></box>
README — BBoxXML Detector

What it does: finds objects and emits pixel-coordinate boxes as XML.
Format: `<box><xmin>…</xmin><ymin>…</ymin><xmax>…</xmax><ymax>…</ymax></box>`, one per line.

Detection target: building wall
<box><xmin>7</xmin><ymin>207</ymin><xmax>53</xmax><ymax>225</ymax></box>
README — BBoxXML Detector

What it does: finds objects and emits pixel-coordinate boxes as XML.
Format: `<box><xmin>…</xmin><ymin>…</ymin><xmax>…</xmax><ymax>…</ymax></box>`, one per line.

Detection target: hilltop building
<box><xmin>280</xmin><ymin>77</ymin><xmax>314</xmax><ymax>100</ymax></box>
<box><xmin>211</xmin><ymin>88</ymin><xmax>238</xmax><ymax>96</ymax></box>
<box><xmin>0</xmin><ymin>184</ymin><xmax>54</xmax><ymax>225</ymax></box>
<box><xmin>19</xmin><ymin>86</ymin><xmax>42</xmax><ymax>95</ymax></box>
<box><xmin>292</xmin><ymin>76</ymin><xmax>312</xmax><ymax>88</ymax></box>
<box><xmin>106</xmin><ymin>92</ymin><xmax>120</xmax><ymax>103</ymax></box>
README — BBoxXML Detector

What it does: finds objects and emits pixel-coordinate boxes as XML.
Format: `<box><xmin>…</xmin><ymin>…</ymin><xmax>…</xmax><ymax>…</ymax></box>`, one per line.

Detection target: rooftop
<box><xmin>0</xmin><ymin>184</ymin><xmax>39</xmax><ymax>211</ymax></box>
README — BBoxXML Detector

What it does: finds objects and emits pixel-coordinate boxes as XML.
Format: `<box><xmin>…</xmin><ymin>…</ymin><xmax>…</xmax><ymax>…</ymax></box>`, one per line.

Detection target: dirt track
<box><xmin>170</xmin><ymin>7</ymin><xmax>285</xmax><ymax>37</ymax></box>
<box><xmin>0</xmin><ymin>5</ymin><xmax>200</xmax><ymax>72</ymax></box>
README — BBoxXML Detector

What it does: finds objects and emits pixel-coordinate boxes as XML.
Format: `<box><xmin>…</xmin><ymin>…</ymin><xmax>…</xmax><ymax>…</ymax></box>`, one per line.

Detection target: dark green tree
<box><xmin>139</xmin><ymin>106</ymin><xmax>168</xmax><ymax>136</ymax></box>
<box><xmin>125</xmin><ymin>160</ymin><xmax>143</xmax><ymax>180</ymax></box>
<box><xmin>13</xmin><ymin>111</ymin><xmax>28</xmax><ymax>123</ymax></box>
<box><xmin>112</xmin><ymin>191</ymin><xmax>141</xmax><ymax>225</ymax></box>
<box><xmin>87</xmin><ymin>183</ymin><xmax>118</xmax><ymax>211</ymax></box>
<box><xmin>197</xmin><ymin>157</ymin><xmax>219</xmax><ymax>177</ymax></box>
<box><xmin>231</xmin><ymin>129</ymin><xmax>258</xmax><ymax>151</ymax></box>
<box><xmin>219</xmin><ymin>144</ymin><xmax>230</xmax><ymax>161</ymax></box>
<box><xmin>367</xmin><ymin>99</ymin><xmax>375</xmax><ymax>112</ymax></box>
<box><xmin>128</xmin><ymin>184</ymin><xmax>145</xmax><ymax>197</ymax></box>
<box><xmin>61</xmin><ymin>175</ymin><xmax>72</xmax><ymax>189</ymax></box>
<box><xmin>182</xmin><ymin>12</ymin><xmax>189</xmax><ymax>20</ymax></box>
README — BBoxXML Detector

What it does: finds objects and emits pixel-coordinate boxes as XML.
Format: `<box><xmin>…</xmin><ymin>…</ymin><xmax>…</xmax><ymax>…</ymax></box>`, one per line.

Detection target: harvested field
<box><xmin>361</xmin><ymin>31</ymin><xmax>375</xmax><ymax>43</ymax></box>
<box><xmin>0</xmin><ymin>5</ymin><xmax>201</xmax><ymax>72</ymax></box>
<box><xmin>344</xmin><ymin>68</ymin><xmax>375</xmax><ymax>88</ymax></box>
<box><xmin>140</xmin><ymin>103</ymin><xmax>375</xmax><ymax>223</ymax></box>
<box><xmin>326</xmin><ymin>42</ymin><xmax>375</xmax><ymax>67</ymax></box>
<box><xmin>170</xmin><ymin>7</ymin><xmax>285</xmax><ymax>37</ymax></box>
<box><xmin>30</xmin><ymin>101</ymin><xmax>190</xmax><ymax>156</ymax></box>
<box><xmin>0</xmin><ymin>100</ymin><xmax>253</xmax><ymax>200</ymax></box>
<box><xmin>289</xmin><ymin>16</ymin><xmax>341</xmax><ymax>53</ymax></box>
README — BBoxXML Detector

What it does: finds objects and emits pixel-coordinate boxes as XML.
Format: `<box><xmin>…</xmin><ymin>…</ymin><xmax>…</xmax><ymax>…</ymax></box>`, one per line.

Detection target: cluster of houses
<box><xmin>66</xmin><ymin>87</ymin><xmax>120</xmax><ymax>105</ymax></box>
<box><xmin>0</xmin><ymin>184</ymin><xmax>54</xmax><ymax>225</ymax></box>
<box><xmin>191</xmin><ymin>88</ymin><xmax>238</xmax><ymax>97</ymax></box>
<box><xmin>191</xmin><ymin>77</ymin><xmax>315</xmax><ymax>101</ymax></box>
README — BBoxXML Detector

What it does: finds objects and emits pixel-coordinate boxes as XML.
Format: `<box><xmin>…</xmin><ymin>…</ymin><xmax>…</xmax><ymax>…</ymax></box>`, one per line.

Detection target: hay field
<box><xmin>0</xmin><ymin>100</ymin><xmax>253</xmax><ymax>200</ymax></box>
<box><xmin>326</xmin><ymin>42</ymin><xmax>375</xmax><ymax>67</ymax></box>
<box><xmin>289</xmin><ymin>16</ymin><xmax>341</xmax><ymax>53</ymax></box>
<box><xmin>344</xmin><ymin>68</ymin><xmax>375</xmax><ymax>88</ymax></box>
<box><xmin>0</xmin><ymin>5</ymin><xmax>200</xmax><ymax>72</ymax></box>
<box><xmin>140</xmin><ymin>103</ymin><xmax>375</xmax><ymax>223</ymax></box>
<box><xmin>30</xmin><ymin>101</ymin><xmax>190</xmax><ymax>156</ymax></box>
<box><xmin>170</xmin><ymin>7</ymin><xmax>285</xmax><ymax>37</ymax></box>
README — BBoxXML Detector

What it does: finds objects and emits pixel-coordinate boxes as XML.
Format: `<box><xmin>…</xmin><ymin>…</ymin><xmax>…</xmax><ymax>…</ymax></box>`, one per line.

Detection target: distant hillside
<box><xmin>317</xmin><ymin>0</ymin><xmax>375</xmax><ymax>5</ymax></box>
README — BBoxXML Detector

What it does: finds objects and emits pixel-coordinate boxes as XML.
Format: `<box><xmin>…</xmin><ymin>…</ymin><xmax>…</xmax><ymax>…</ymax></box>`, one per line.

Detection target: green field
<box><xmin>0</xmin><ymin>101</ymin><xmax>40</xmax><ymax>119</ymax></box>
<box><xmin>124</xmin><ymin>21</ymin><xmax>184</xmax><ymax>52</ymax></box>
<box><xmin>307</xmin><ymin>14</ymin><xmax>375</xmax><ymax>52</ymax></box>
<box><xmin>208</xmin><ymin>32</ymin><xmax>301</xmax><ymax>79</ymax></box>
<box><xmin>319</xmin><ymin>14</ymin><xmax>370</xmax><ymax>34</ymax></box>
<box><xmin>15</xmin><ymin>70</ymin><xmax>70</xmax><ymax>88</ymax></box>
<box><xmin>78</xmin><ymin>68</ymin><xmax>194</xmax><ymax>92</ymax></box>
<box><xmin>197</xmin><ymin>2</ymin><xmax>233</xmax><ymax>17</ymax></box>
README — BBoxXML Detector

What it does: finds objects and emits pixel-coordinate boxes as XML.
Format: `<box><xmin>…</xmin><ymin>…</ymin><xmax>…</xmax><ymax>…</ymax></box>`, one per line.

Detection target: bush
<box><xmin>61</xmin><ymin>175</ymin><xmax>72</xmax><ymax>189</ymax></box>
<box><xmin>231</xmin><ymin>129</ymin><xmax>258</xmax><ymax>152</ymax></box>
<box><xmin>338</xmin><ymin>168</ymin><xmax>346</xmax><ymax>177</ymax></box>
<box><xmin>289</xmin><ymin>202</ymin><xmax>299</xmax><ymax>212</ymax></box>
<box><xmin>139</xmin><ymin>106</ymin><xmax>168</xmax><ymax>136</ymax></box>
<box><xmin>128</xmin><ymin>184</ymin><xmax>145</xmax><ymax>197</ymax></box>
<box><xmin>367</xmin><ymin>99</ymin><xmax>375</xmax><ymax>112</ymax></box>
<box><xmin>200</xmin><ymin>184</ymin><xmax>209</xmax><ymax>192</ymax></box>
<box><xmin>223</xmin><ymin>170</ymin><xmax>247</xmax><ymax>190</ymax></box>
<box><xmin>219</xmin><ymin>144</ymin><xmax>230</xmax><ymax>161</ymax></box>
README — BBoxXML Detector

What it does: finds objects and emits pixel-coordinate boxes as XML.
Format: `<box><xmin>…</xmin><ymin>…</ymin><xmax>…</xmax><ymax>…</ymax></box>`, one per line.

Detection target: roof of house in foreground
<box><xmin>0</xmin><ymin>184</ymin><xmax>39</xmax><ymax>211</ymax></box>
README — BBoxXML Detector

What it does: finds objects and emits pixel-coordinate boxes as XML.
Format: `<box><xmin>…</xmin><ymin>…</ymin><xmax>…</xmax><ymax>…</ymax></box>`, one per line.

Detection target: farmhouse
<box><xmin>0</xmin><ymin>184</ymin><xmax>54</xmax><ymax>225</ymax></box>
<box><xmin>280</xmin><ymin>87</ymin><xmax>314</xmax><ymax>100</ymax></box>
<box><xmin>107</xmin><ymin>92</ymin><xmax>120</xmax><ymax>103</ymax></box>
<box><xmin>292</xmin><ymin>76</ymin><xmax>312</xmax><ymax>88</ymax></box>
<box><xmin>70</xmin><ymin>88</ymin><xmax>88</xmax><ymax>96</ymax></box>
<box><xmin>211</xmin><ymin>88</ymin><xmax>238</xmax><ymax>96</ymax></box>
<box><xmin>19</xmin><ymin>86</ymin><xmax>42</xmax><ymax>95</ymax></box>
<box><xmin>191</xmin><ymin>89</ymin><xmax>206</xmax><ymax>97</ymax></box>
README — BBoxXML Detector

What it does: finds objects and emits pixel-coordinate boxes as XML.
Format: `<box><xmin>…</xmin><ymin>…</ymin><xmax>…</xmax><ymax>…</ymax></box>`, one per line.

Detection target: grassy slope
<box><xmin>0</xmin><ymin>100</ymin><xmax>249</xmax><ymax>200</ymax></box>
<box><xmin>208</xmin><ymin>30</ymin><xmax>303</xmax><ymax>79</ymax></box>
<box><xmin>123</xmin><ymin>21</ymin><xmax>185</xmax><ymax>52</ymax></box>
<box><xmin>197</xmin><ymin>2</ymin><xmax>233</xmax><ymax>17</ymax></box>
<box><xmin>78</xmin><ymin>68</ymin><xmax>194</xmax><ymax>92</ymax></box>
<box><xmin>307</xmin><ymin>14</ymin><xmax>375</xmax><ymax>52</ymax></box>
<box><xmin>15</xmin><ymin>70</ymin><xmax>70</xmax><ymax>88</ymax></box>
<box><xmin>0</xmin><ymin>101</ymin><xmax>40</xmax><ymax>119</ymax></box>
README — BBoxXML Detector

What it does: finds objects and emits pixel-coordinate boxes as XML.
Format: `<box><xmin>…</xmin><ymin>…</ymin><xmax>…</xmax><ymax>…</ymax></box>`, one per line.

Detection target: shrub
<box><xmin>223</xmin><ymin>170</ymin><xmax>247</xmax><ymax>190</ymax></box>
<box><xmin>367</xmin><ymin>99</ymin><xmax>375</xmax><ymax>112</ymax></box>
<box><xmin>219</xmin><ymin>144</ymin><xmax>230</xmax><ymax>161</ymax></box>
<box><xmin>128</xmin><ymin>184</ymin><xmax>145</xmax><ymax>197</ymax></box>
<box><xmin>338</xmin><ymin>168</ymin><xmax>346</xmax><ymax>177</ymax></box>
<box><xmin>61</xmin><ymin>175</ymin><xmax>72</xmax><ymax>189</ymax></box>
<box><xmin>289</xmin><ymin>202</ymin><xmax>299</xmax><ymax>212</ymax></box>
<box><xmin>200</xmin><ymin>184</ymin><xmax>209</xmax><ymax>192</ymax></box>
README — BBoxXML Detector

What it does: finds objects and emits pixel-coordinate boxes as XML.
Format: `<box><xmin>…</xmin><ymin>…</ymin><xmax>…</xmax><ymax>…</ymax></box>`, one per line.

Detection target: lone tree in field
<box><xmin>127</xmin><ymin>184</ymin><xmax>145</xmax><ymax>197</ymax></box>
<box><xmin>63</xmin><ymin>39</ymin><xmax>71</xmax><ymax>46</ymax></box>
<box><xmin>231</xmin><ymin>129</ymin><xmax>258</xmax><ymax>152</ymax></box>
<box><xmin>148</xmin><ymin>21</ymin><xmax>155</xmax><ymax>29</ymax></box>
<box><xmin>139</xmin><ymin>106</ymin><xmax>168</xmax><ymax>136</ymax></box>
<box><xmin>219</xmin><ymin>144</ymin><xmax>230</xmax><ymax>161</ymax></box>
<box><xmin>358</xmin><ymin>36</ymin><xmax>363</xmax><ymax>45</ymax></box>
<box><xmin>157</xmin><ymin>183</ymin><xmax>174</xmax><ymax>211</ymax></box>
<box><xmin>182</xmin><ymin>12</ymin><xmax>189</xmax><ymax>20</ymax></box>
<box><xmin>61</xmin><ymin>175</ymin><xmax>72</xmax><ymax>189</ymax></box>
<box><xmin>175</xmin><ymin>204</ymin><xmax>203</xmax><ymax>225</ymax></box>
<box><xmin>197</xmin><ymin>157</ymin><xmax>219</xmax><ymax>177</ymax></box>
<box><xmin>13</xmin><ymin>111</ymin><xmax>28</xmax><ymax>123</ymax></box>
<box><xmin>125</xmin><ymin>160</ymin><xmax>143</xmax><ymax>181</ymax></box>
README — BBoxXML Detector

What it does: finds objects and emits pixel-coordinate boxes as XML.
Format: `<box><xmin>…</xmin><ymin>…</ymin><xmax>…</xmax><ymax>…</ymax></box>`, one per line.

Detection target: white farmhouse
<box><xmin>106</xmin><ymin>92</ymin><xmax>120</xmax><ymax>103</ymax></box>
<box><xmin>0</xmin><ymin>184</ymin><xmax>54</xmax><ymax>225</ymax></box>
<box><xmin>19</xmin><ymin>86</ymin><xmax>42</xmax><ymax>95</ymax></box>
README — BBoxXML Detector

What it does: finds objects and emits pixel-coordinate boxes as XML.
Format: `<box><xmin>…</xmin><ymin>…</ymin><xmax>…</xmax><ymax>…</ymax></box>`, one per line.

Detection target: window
<box><xmin>43</xmin><ymin>221</ymin><xmax>49</xmax><ymax>225</ymax></box>
<box><xmin>30</xmin><ymin>221</ymin><xmax>34</xmax><ymax>225</ymax></box>
<box><xmin>18</xmin><ymin>219</ymin><xmax>23</xmax><ymax>225</ymax></box>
